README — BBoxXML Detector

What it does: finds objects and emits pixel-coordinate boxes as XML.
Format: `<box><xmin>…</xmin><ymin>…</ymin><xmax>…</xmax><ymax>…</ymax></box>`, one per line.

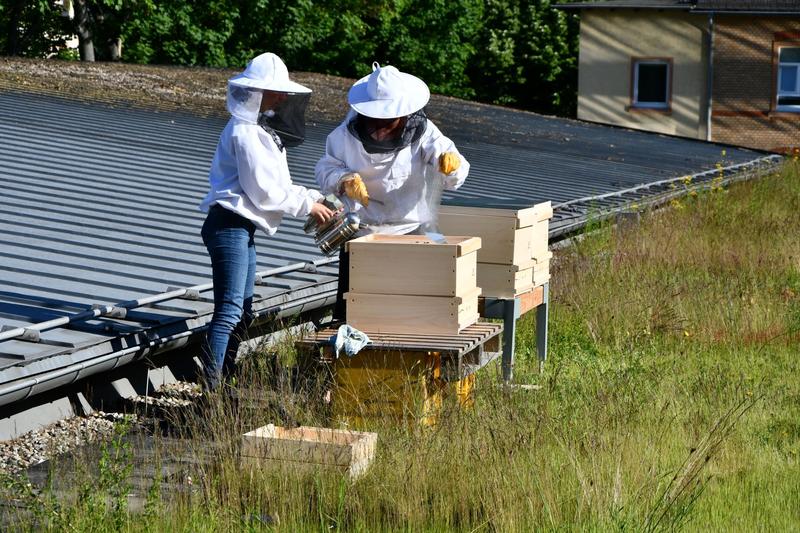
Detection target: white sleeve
<box><xmin>315</xmin><ymin>128</ymin><xmax>352</xmax><ymax>196</ymax></box>
<box><xmin>234</xmin><ymin>130</ymin><xmax>321</xmax><ymax>218</ymax></box>
<box><xmin>419</xmin><ymin>121</ymin><xmax>470</xmax><ymax>190</ymax></box>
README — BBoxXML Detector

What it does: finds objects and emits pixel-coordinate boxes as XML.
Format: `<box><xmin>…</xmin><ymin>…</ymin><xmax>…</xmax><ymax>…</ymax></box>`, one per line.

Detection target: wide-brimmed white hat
<box><xmin>348</xmin><ymin>62</ymin><xmax>430</xmax><ymax>119</ymax></box>
<box><xmin>228</xmin><ymin>52</ymin><xmax>311</xmax><ymax>94</ymax></box>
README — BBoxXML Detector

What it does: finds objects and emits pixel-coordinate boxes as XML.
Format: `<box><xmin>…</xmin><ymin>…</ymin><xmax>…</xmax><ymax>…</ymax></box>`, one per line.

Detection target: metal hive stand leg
<box><xmin>501</xmin><ymin>298</ymin><xmax>520</xmax><ymax>383</ymax></box>
<box><xmin>536</xmin><ymin>282</ymin><xmax>549</xmax><ymax>374</ymax></box>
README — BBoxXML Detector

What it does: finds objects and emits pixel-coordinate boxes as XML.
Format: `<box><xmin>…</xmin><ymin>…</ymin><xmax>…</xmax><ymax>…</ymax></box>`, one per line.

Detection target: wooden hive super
<box><xmin>345</xmin><ymin>234</ymin><xmax>482</xmax><ymax>334</ymax></box>
<box><xmin>438</xmin><ymin>202</ymin><xmax>552</xmax><ymax>299</ymax></box>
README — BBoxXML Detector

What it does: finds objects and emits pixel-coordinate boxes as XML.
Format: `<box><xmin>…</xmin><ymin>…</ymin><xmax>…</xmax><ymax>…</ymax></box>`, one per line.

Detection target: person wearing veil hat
<box><xmin>198</xmin><ymin>52</ymin><xmax>334</xmax><ymax>390</ymax></box>
<box><xmin>315</xmin><ymin>62</ymin><xmax>470</xmax><ymax>320</ymax></box>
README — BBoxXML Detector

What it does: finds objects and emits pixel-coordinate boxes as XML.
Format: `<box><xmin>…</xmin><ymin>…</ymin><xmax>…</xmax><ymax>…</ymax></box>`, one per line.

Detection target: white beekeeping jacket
<box><xmin>199</xmin><ymin>117</ymin><xmax>322</xmax><ymax>235</ymax></box>
<box><xmin>315</xmin><ymin>113</ymin><xmax>469</xmax><ymax>235</ymax></box>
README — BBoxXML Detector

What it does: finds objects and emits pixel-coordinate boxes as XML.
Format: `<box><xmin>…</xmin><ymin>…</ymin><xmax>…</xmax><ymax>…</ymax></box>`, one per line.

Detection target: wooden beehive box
<box><xmin>333</xmin><ymin>349</ymin><xmax>443</xmax><ymax>427</ymax></box>
<box><xmin>345</xmin><ymin>288</ymin><xmax>481</xmax><ymax>334</ymax></box>
<box><xmin>438</xmin><ymin>202</ymin><xmax>552</xmax><ymax>264</ymax></box>
<box><xmin>347</xmin><ymin>234</ymin><xmax>480</xmax><ymax>297</ymax></box>
<box><xmin>436</xmin><ymin>212</ymin><xmax>531</xmax><ymax>264</ymax></box>
<box><xmin>438</xmin><ymin>202</ymin><xmax>552</xmax><ymax>298</ymax></box>
<box><xmin>476</xmin><ymin>262</ymin><xmax>535</xmax><ymax>300</ymax></box>
<box><xmin>532</xmin><ymin>251</ymin><xmax>552</xmax><ymax>286</ymax></box>
<box><xmin>345</xmin><ymin>234</ymin><xmax>482</xmax><ymax>334</ymax></box>
<box><xmin>242</xmin><ymin>424</ymin><xmax>377</xmax><ymax>478</ymax></box>
<box><xmin>332</xmin><ymin>349</ymin><xmax>476</xmax><ymax>427</ymax></box>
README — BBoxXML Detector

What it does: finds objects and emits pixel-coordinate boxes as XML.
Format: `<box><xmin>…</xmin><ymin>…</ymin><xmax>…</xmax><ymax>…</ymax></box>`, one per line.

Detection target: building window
<box><xmin>777</xmin><ymin>46</ymin><xmax>800</xmax><ymax>111</ymax></box>
<box><xmin>631</xmin><ymin>58</ymin><xmax>672</xmax><ymax>110</ymax></box>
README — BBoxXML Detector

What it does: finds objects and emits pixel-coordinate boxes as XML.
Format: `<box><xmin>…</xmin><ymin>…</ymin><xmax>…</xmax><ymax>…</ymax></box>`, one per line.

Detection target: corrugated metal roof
<box><xmin>0</xmin><ymin>88</ymin><xmax>775</xmax><ymax>404</ymax></box>
<box><xmin>695</xmin><ymin>0</ymin><xmax>800</xmax><ymax>12</ymax></box>
<box><xmin>558</xmin><ymin>0</ymin><xmax>692</xmax><ymax>10</ymax></box>
<box><xmin>560</xmin><ymin>0</ymin><xmax>800</xmax><ymax>12</ymax></box>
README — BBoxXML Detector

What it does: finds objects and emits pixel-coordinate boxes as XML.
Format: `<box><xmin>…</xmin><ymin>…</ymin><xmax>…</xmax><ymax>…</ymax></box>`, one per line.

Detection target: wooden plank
<box><xmin>346</xmin><ymin>289</ymin><xmax>480</xmax><ymax>335</ymax></box>
<box><xmin>534</xmin><ymin>251</ymin><xmax>553</xmax><ymax>265</ymax></box>
<box><xmin>532</xmin><ymin>271</ymin><xmax>550</xmax><ymax>287</ymax></box>
<box><xmin>519</xmin><ymin>285</ymin><xmax>545</xmax><ymax>315</ymax></box>
<box><xmin>478</xmin><ymin>286</ymin><xmax>544</xmax><ymax>316</ymax></box>
<box><xmin>297</xmin><ymin>322</ymin><xmax>502</xmax><ymax>356</ymax></box>
<box><xmin>531</xmin><ymin>220</ymin><xmax>550</xmax><ymax>261</ymax></box>
<box><xmin>309</xmin><ymin>322</ymin><xmax>500</xmax><ymax>338</ymax></box>
<box><xmin>303</xmin><ymin>332</ymin><xmax>486</xmax><ymax>346</ymax></box>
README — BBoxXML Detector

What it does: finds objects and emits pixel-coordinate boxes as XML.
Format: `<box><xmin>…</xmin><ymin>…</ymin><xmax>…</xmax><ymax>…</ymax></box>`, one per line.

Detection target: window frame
<box><xmin>629</xmin><ymin>57</ymin><xmax>673</xmax><ymax>112</ymax></box>
<box><xmin>775</xmin><ymin>45</ymin><xmax>800</xmax><ymax>113</ymax></box>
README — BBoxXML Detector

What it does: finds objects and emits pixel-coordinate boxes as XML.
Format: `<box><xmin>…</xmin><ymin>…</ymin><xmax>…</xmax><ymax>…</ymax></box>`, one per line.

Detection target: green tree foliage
<box><xmin>370</xmin><ymin>0</ymin><xmax>484</xmax><ymax>99</ymax></box>
<box><xmin>470</xmin><ymin>0</ymin><xmax>578</xmax><ymax>114</ymax></box>
<box><xmin>122</xmin><ymin>0</ymin><xmax>233</xmax><ymax>66</ymax></box>
<box><xmin>1</xmin><ymin>0</ymin><xmax>72</xmax><ymax>57</ymax></box>
<box><xmin>1</xmin><ymin>0</ymin><xmax>581</xmax><ymax>115</ymax></box>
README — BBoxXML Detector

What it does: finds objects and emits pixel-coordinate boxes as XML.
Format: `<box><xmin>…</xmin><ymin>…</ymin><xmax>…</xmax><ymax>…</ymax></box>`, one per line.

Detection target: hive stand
<box><xmin>296</xmin><ymin>322</ymin><xmax>504</xmax><ymax>425</ymax></box>
<box><xmin>297</xmin><ymin>322</ymin><xmax>504</xmax><ymax>382</ymax></box>
<box><xmin>480</xmin><ymin>282</ymin><xmax>549</xmax><ymax>382</ymax></box>
<box><xmin>439</xmin><ymin>197</ymin><xmax>552</xmax><ymax>383</ymax></box>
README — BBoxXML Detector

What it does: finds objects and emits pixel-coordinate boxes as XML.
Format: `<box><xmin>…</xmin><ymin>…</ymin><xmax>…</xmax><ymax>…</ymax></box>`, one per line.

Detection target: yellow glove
<box><xmin>439</xmin><ymin>152</ymin><xmax>461</xmax><ymax>175</ymax></box>
<box><xmin>340</xmin><ymin>173</ymin><xmax>370</xmax><ymax>206</ymax></box>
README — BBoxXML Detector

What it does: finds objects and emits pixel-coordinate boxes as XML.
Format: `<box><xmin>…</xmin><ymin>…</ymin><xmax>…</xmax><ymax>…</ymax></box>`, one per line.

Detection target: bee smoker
<box><xmin>304</xmin><ymin>199</ymin><xmax>362</xmax><ymax>256</ymax></box>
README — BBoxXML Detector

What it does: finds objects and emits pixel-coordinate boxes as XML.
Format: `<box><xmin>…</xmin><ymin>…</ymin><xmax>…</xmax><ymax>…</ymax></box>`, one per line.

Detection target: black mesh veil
<box><xmin>347</xmin><ymin>110</ymin><xmax>428</xmax><ymax>154</ymax></box>
<box><xmin>259</xmin><ymin>92</ymin><xmax>310</xmax><ymax>148</ymax></box>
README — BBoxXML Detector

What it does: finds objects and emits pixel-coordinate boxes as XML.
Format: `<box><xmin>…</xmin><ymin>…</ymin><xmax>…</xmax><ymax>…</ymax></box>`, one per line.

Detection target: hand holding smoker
<box><xmin>303</xmin><ymin>196</ymin><xmax>363</xmax><ymax>255</ymax></box>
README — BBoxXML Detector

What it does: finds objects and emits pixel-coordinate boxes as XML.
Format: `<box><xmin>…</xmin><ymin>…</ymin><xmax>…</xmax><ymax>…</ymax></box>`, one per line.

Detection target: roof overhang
<box><xmin>556</xmin><ymin>1</ymin><xmax>800</xmax><ymax>13</ymax></box>
<box><xmin>557</xmin><ymin>1</ymin><xmax>692</xmax><ymax>10</ymax></box>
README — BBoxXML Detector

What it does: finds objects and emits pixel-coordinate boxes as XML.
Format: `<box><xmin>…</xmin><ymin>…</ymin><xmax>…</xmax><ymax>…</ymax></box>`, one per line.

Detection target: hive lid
<box><xmin>440</xmin><ymin>200</ymin><xmax>553</xmax><ymax>226</ymax></box>
<box><xmin>346</xmin><ymin>234</ymin><xmax>482</xmax><ymax>256</ymax></box>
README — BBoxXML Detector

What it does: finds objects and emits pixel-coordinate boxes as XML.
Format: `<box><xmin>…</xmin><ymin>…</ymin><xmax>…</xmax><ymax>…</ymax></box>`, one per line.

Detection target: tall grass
<box><xmin>4</xmin><ymin>160</ymin><xmax>800</xmax><ymax>531</ymax></box>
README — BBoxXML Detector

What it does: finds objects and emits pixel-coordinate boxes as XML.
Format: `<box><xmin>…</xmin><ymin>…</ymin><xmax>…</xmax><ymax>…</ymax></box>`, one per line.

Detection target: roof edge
<box><xmin>557</xmin><ymin>2</ymin><xmax>692</xmax><ymax>10</ymax></box>
<box><xmin>556</xmin><ymin>1</ymin><xmax>800</xmax><ymax>13</ymax></box>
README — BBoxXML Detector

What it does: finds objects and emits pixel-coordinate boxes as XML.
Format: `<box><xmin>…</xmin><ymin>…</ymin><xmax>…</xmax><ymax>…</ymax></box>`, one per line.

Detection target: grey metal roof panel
<box><xmin>0</xmin><ymin>87</ymin><xmax>772</xmax><ymax>403</ymax></box>
<box><xmin>558</xmin><ymin>0</ymin><xmax>692</xmax><ymax>9</ymax></box>
<box><xmin>695</xmin><ymin>0</ymin><xmax>800</xmax><ymax>12</ymax></box>
<box><xmin>559</xmin><ymin>0</ymin><xmax>800</xmax><ymax>12</ymax></box>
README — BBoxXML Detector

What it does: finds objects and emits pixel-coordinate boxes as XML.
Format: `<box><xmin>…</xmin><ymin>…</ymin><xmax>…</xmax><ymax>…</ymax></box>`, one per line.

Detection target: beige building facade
<box><xmin>564</xmin><ymin>1</ymin><xmax>800</xmax><ymax>152</ymax></box>
<box><xmin>577</xmin><ymin>10</ymin><xmax>710</xmax><ymax>139</ymax></box>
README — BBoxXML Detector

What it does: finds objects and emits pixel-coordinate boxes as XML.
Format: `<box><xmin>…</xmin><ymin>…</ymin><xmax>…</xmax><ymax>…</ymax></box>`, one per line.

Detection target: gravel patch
<box><xmin>0</xmin><ymin>57</ymin><xmax>351</xmax><ymax>121</ymax></box>
<box><xmin>0</xmin><ymin>56</ymin><xmax>567</xmax><ymax>146</ymax></box>
<box><xmin>0</xmin><ymin>382</ymin><xmax>204</xmax><ymax>475</ymax></box>
<box><xmin>0</xmin><ymin>412</ymin><xmax>133</xmax><ymax>475</ymax></box>
<box><xmin>129</xmin><ymin>381</ymin><xmax>203</xmax><ymax>410</ymax></box>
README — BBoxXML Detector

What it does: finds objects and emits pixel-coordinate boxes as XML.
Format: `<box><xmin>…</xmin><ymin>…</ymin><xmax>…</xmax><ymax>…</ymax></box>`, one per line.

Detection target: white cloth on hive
<box><xmin>332</xmin><ymin>324</ymin><xmax>371</xmax><ymax>357</ymax></box>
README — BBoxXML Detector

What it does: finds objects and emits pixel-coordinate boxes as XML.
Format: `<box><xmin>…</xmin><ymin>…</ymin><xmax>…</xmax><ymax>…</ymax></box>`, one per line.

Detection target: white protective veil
<box><xmin>225</xmin><ymin>53</ymin><xmax>312</xmax><ymax>146</ymax></box>
<box><xmin>226</xmin><ymin>84</ymin><xmax>263</xmax><ymax>124</ymax></box>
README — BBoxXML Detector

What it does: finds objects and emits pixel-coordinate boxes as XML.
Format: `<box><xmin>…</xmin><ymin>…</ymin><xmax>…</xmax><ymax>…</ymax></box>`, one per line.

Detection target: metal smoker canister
<box><xmin>305</xmin><ymin>210</ymin><xmax>362</xmax><ymax>256</ymax></box>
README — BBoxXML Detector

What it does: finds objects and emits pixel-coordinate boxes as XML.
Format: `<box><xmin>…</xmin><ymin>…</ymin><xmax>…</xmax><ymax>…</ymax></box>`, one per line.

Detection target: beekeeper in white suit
<box><xmin>199</xmin><ymin>52</ymin><xmax>333</xmax><ymax>390</ymax></box>
<box><xmin>315</xmin><ymin>62</ymin><xmax>469</xmax><ymax>319</ymax></box>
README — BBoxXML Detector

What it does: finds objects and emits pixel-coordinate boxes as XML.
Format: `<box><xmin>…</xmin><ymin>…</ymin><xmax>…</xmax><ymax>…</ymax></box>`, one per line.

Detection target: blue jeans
<box><xmin>200</xmin><ymin>205</ymin><xmax>257</xmax><ymax>389</ymax></box>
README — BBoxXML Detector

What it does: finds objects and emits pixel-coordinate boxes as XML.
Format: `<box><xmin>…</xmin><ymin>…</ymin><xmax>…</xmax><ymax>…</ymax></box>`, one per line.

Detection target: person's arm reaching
<box><xmin>419</xmin><ymin>121</ymin><xmax>469</xmax><ymax>190</ymax></box>
<box><xmin>235</xmin><ymin>129</ymin><xmax>332</xmax><ymax>221</ymax></box>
